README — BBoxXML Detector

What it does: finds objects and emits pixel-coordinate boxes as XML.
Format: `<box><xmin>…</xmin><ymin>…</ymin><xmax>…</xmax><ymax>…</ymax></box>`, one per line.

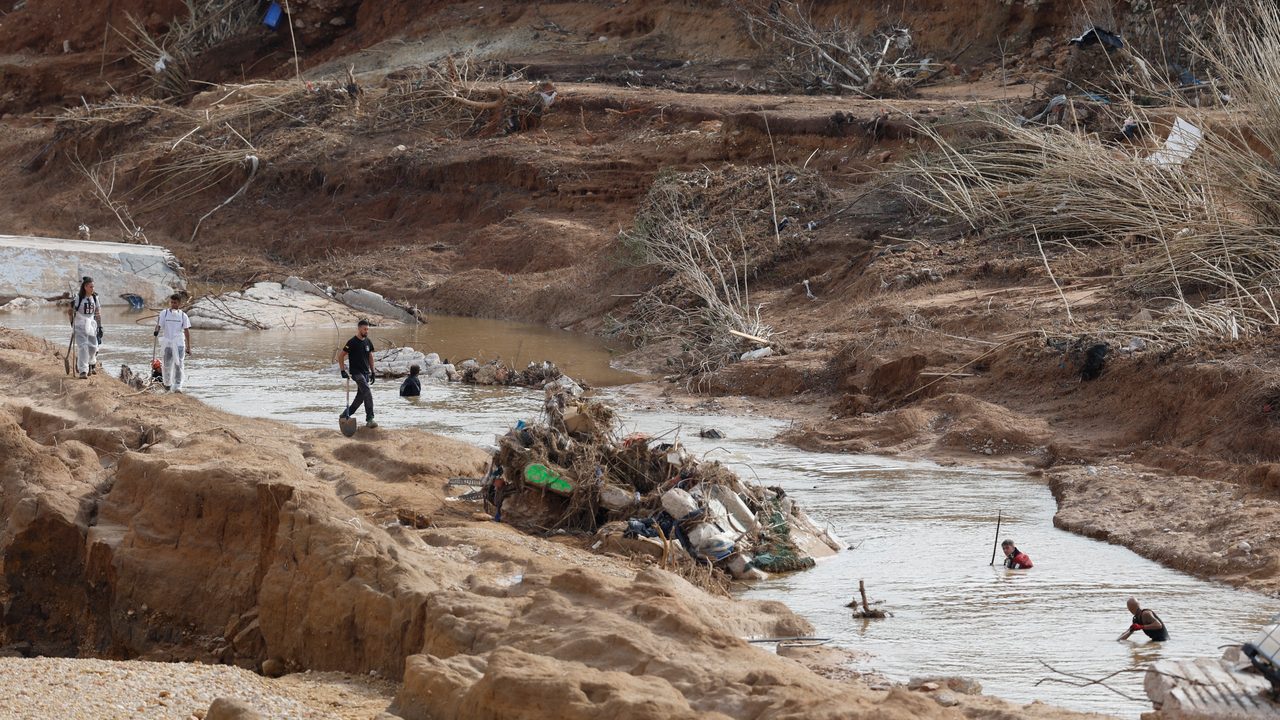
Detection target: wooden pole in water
<box><xmin>989</xmin><ymin>510</ymin><xmax>1002</xmax><ymax>566</ymax></box>
<box><xmin>859</xmin><ymin>579</ymin><xmax>870</xmax><ymax>613</ymax></box>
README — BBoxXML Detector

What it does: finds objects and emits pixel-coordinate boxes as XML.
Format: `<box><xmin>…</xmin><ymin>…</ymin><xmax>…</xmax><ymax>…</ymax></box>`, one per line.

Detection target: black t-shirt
<box><xmin>399</xmin><ymin>375</ymin><xmax>421</xmax><ymax>397</ymax></box>
<box><xmin>344</xmin><ymin>335</ymin><xmax>375</xmax><ymax>375</ymax></box>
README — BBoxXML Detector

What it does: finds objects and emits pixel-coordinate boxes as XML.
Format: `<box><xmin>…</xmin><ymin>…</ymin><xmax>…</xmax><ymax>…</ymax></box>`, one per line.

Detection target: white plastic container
<box><xmin>599</xmin><ymin>485</ymin><xmax>636</xmax><ymax>511</ymax></box>
<box><xmin>706</xmin><ymin>485</ymin><xmax>760</xmax><ymax>533</ymax></box>
<box><xmin>661</xmin><ymin>488</ymin><xmax>698</xmax><ymax>520</ymax></box>
<box><xmin>1252</xmin><ymin>623</ymin><xmax>1280</xmax><ymax>664</ymax></box>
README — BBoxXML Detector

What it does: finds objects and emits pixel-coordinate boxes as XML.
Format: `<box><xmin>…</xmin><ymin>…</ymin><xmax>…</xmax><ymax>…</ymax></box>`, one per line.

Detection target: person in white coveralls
<box><xmin>153</xmin><ymin>293</ymin><xmax>194</xmax><ymax>392</ymax></box>
<box><xmin>67</xmin><ymin>276</ymin><xmax>102</xmax><ymax>379</ymax></box>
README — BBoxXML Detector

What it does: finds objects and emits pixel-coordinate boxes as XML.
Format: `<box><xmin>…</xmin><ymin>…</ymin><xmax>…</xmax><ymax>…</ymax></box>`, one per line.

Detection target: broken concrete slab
<box><xmin>340</xmin><ymin>288</ymin><xmax>418</xmax><ymax>324</ymax></box>
<box><xmin>1145</xmin><ymin>657</ymin><xmax>1280</xmax><ymax>718</ymax></box>
<box><xmin>283</xmin><ymin>276</ymin><xmax>332</xmax><ymax>299</ymax></box>
<box><xmin>189</xmin><ymin>281</ymin><xmax>401</xmax><ymax>330</ymax></box>
<box><xmin>0</xmin><ymin>234</ymin><xmax>184</xmax><ymax>306</ymax></box>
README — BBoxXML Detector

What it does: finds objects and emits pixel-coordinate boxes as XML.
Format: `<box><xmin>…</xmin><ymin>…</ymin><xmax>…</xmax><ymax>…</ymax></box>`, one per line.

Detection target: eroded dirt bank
<box><xmin>0</xmin><ymin>328</ymin><xmax>1110</xmax><ymax>718</ymax></box>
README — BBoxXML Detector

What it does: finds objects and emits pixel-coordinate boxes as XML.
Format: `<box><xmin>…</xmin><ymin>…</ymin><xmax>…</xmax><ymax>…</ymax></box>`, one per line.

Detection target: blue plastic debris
<box><xmin>119</xmin><ymin>293</ymin><xmax>145</xmax><ymax>311</ymax></box>
<box><xmin>263</xmin><ymin>2</ymin><xmax>283</xmax><ymax>29</ymax></box>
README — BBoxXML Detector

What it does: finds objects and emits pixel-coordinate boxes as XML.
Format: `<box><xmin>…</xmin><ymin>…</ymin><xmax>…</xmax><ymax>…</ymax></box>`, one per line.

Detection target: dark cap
<box><xmin>357</xmin><ymin>318</ymin><xmax>371</xmax><ymax>327</ymax></box>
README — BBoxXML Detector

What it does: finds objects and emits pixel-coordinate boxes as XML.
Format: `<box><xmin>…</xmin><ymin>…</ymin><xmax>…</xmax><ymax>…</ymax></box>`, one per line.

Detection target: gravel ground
<box><xmin>0</xmin><ymin>657</ymin><xmax>397</xmax><ymax>719</ymax></box>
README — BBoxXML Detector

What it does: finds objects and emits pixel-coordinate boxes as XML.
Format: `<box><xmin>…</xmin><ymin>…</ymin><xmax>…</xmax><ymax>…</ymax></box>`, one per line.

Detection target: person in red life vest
<box><xmin>1118</xmin><ymin>597</ymin><xmax>1168</xmax><ymax>642</ymax></box>
<box><xmin>1001</xmin><ymin>539</ymin><xmax>1033</xmax><ymax>569</ymax></box>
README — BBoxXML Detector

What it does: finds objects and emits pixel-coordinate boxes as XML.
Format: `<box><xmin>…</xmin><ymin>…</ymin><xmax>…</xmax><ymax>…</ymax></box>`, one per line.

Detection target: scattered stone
<box><xmin>699</xmin><ymin>428</ymin><xmax>726</xmax><ymax>439</ymax></box>
<box><xmin>260</xmin><ymin>658</ymin><xmax>285</xmax><ymax>678</ymax></box>
<box><xmin>206</xmin><ymin>697</ymin><xmax>266</xmax><ymax>720</ymax></box>
<box><xmin>908</xmin><ymin>676</ymin><xmax>983</xmax><ymax>695</ymax></box>
<box><xmin>933</xmin><ymin>690</ymin><xmax>960</xmax><ymax>707</ymax></box>
<box><xmin>1123</xmin><ymin>337</ymin><xmax>1147</xmax><ymax>353</ymax></box>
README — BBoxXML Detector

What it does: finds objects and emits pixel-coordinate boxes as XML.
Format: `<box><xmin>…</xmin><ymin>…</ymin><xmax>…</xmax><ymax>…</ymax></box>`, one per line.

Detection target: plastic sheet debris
<box><xmin>1147</xmin><ymin>118</ymin><xmax>1203</xmax><ymax>167</ymax></box>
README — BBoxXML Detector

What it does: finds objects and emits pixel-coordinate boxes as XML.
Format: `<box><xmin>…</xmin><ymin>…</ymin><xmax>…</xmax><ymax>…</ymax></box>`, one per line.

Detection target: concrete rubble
<box><xmin>329</xmin><ymin>347</ymin><xmax>457</xmax><ymax>380</ymax></box>
<box><xmin>1145</xmin><ymin>651</ymin><xmax>1280</xmax><ymax>719</ymax></box>
<box><xmin>0</xmin><ymin>234</ymin><xmax>184</xmax><ymax>306</ymax></box>
<box><xmin>188</xmin><ymin>281</ymin><xmax>407</xmax><ymax>330</ymax></box>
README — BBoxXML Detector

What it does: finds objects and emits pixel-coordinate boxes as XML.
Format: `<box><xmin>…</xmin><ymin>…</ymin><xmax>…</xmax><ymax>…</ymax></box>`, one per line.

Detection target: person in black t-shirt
<box><xmin>338</xmin><ymin>319</ymin><xmax>378</xmax><ymax>428</ymax></box>
<box><xmin>400</xmin><ymin>364</ymin><xmax>422</xmax><ymax>397</ymax></box>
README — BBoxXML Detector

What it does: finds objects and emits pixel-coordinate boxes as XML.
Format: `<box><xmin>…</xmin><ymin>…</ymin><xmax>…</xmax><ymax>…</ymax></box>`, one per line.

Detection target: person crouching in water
<box><xmin>68</xmin><ymin>276</ymin><xmax>102</xmax><ymax>379</ymax></box>
<box><xmin>1118</xmin><ymin>597</ymin><xmax>1168</xmax><ymax>642</ymax></box>
<box><xmin>154</xmin><ymin>293</ymin><xmax>193</xmax><ymax>392</ymax></box>
<box><xmin>1001</xmin><ymin>539</ymin><xmax>1033</xmax><ymax>569</ymax></box>
<box><xmin>400</xmin><ymin>364</ymin><xmax>422</xmax><ymax>397</ymax></box>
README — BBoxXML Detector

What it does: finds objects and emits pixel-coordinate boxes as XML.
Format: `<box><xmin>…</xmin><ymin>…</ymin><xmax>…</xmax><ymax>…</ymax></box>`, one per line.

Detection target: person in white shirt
<box><xmin>153</xmin><ymin>293</ymin><xmax>193</xmax><ymax>392</ymax></box>
<box><xmin>67</xmin><ymin>276</ymin><xmax>102</xmax><ymax>379</ymax></box>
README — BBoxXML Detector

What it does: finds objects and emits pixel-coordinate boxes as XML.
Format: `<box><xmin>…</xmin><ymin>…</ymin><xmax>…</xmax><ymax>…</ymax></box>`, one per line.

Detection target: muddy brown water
<box><xmin>10</xmin><ymin>307</ymin><xmax>1279</xmax><ymax>718</ymax></box>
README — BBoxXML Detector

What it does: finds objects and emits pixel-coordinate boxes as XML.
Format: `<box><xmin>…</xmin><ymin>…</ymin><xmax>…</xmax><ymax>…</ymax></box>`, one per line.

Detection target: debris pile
<box><xmin>483</xmin><ymin>391</ymin><xmax>840</xmax><ymax>586</ymax></box>
<box><xmin>460</xmin><ymin>359</ymin><xmax>584</xmax><ymax>394</ymax></box>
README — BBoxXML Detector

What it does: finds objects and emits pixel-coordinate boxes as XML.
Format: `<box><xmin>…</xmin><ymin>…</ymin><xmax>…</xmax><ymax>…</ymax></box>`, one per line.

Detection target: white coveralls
<box><xmin>72</xmin><ymin>295</ymin><xmax>100</xmax><ymax>375</ymax></box>
<box><xmin>156</xmin><ymin>307</ymin><xmax>191</xmax><ymax>391</ymax></box>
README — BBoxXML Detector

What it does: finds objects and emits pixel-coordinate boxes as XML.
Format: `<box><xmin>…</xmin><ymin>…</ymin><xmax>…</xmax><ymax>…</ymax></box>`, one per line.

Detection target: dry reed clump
<box><xmin>730</xmin><ymin>0</ymin><xmax>938</xmax><ymax>96</ymax></box>
<box><xmin>366</xmin><ymin>55</ymin><xmax>556</xmax><ymax>137</ymax></box>
<box><xmin>119</xmin><ymin>0</ymin><xmax>261</xmax><ymax>99</ymax></box>
<box><xmin>367</xmin><ymin>55</ymin><xmax>495</xmax><ymax>134</ymax></box>
<box><xmin>617</xmin><ymin>167</ymin><xmax>828</xmax><ymax>377</ymax></box>
<box><xmin>903</xmin><ymin>0</ymin><xmax>1280</xmax><ymax>343</ymax></box>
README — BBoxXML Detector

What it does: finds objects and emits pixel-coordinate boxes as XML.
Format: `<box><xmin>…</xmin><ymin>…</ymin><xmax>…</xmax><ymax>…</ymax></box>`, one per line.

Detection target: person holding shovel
<box><xmin>153</xmin><ymin>293</ymin><xmax>193</xmax><ymax>392</ymax></box>
<box><xmin>338</xmin><ymin>319</ymin><xmax>378</xmax><ymax>429</ymax></box>
<box><xmin>68</xmin><ymin>276</ymin><xmax>102</xmax><ymax>379</ymax></box>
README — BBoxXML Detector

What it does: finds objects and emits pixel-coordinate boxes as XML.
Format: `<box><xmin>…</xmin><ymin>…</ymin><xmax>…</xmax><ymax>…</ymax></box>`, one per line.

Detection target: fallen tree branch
<box><xmin>190</xmin><ymin>154</ymin><xmax>258</xmax><ymax>243</ymax></box>
<box><xmin>1033</xmin><ymin>659</ymin><xmax>1142</xmax><ymax>701</ymax></box>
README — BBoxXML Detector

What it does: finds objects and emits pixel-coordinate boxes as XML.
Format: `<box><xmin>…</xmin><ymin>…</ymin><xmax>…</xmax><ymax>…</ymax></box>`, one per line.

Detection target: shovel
<box><xmin>339</xmin><ymin>375</ymin><xmax>357</xmax><ymax>437</ymax></box>
<box><xmin>64</xmin><ymin>331</ymin><xmax>74</xmax><ymax>375</ymax></box>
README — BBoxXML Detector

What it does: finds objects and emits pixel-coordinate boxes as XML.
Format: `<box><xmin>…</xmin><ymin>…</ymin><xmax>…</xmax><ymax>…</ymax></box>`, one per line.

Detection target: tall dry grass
<box><xmin>904</xmin><ymin>0</ymin><xmax>1280</xmax><ymax>341</ymax></box>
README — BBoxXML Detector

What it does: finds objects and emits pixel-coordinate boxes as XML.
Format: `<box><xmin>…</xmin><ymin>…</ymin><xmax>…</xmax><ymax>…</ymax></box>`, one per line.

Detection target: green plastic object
<box><xmin>523</xmin><ymin>463</ymin><xmax>574</xmax><ymax>496</ymax></box>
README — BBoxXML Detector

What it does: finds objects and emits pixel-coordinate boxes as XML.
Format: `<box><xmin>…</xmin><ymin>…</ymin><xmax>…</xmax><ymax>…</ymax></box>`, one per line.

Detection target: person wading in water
<box><xmin>1118</xmin><ymin>598</ymin><xmax>1168</xmax><ymax>641</ymax></box>
<box><xmin>1001</xmin><ymin>539</ymin><xmax>1034</xmax><ymax>569</ymax></box>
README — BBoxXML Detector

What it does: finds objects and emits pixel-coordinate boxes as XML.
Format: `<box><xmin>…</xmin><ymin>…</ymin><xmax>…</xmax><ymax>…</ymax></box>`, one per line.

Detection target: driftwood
<box><xmin>848</xmin><ymin>579</ymin><xmax>890</xmax><ymax>619</ymax></box>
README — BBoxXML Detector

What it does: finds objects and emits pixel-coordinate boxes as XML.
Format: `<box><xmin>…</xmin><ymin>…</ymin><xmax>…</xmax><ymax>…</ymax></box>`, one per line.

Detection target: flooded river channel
<box><xmin>11</xmin><ymin>307</ymin><xmax>1278</xmax><ymax>717</ymax></box>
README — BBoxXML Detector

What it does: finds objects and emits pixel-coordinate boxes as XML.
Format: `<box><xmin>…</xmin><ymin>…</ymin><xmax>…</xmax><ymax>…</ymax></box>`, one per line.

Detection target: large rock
<box><xmin>205</xmin><ymin>698</ymin><xmax>266</xmax><ymax>720</ymax></box>
<box><xmin>0</xmin><ymin>234</ymin><xmax>184</xmax><ymax>306</ymax></box>
<box><xmin>188</xmin><ymin>282</ymin><xmax>398</xmax><ymax>330</ymax></box>
<box><xmin>340</xmin><ymin>288</ymin><xmax>417</xmax><ymax>324</ymax></box>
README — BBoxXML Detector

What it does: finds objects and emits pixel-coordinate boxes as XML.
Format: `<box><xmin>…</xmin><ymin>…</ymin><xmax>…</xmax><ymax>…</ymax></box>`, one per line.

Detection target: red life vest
<box><xmin>1005</xmin><ymin>549</ymin><xmax>1033</xmax><ymax>569</ymax></box>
